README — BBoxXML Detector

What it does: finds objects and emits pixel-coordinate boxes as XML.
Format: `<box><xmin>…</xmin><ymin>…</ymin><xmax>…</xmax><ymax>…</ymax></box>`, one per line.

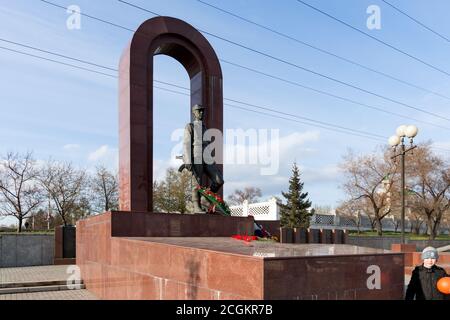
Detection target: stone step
<box><xmin>0</xmin><ymin>283</ymin><xmax>85</xmax><ymax>295</ymax></box>
<box><xmin>0</xmin><ymin>280</ymin><xmax>69</xmax><ymax>289</ymax></box>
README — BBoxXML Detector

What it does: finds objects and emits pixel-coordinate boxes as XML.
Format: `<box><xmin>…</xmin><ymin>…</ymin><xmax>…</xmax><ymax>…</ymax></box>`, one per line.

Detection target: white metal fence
<box><xmin>230</xmin><ymin>199</ymin><xmax>449</xmax><ymax>234</ymax></box>
<box><xmin>230</xmin><ymin>198</ymin><xmax>279</xmax><ymax>221</ymax></box>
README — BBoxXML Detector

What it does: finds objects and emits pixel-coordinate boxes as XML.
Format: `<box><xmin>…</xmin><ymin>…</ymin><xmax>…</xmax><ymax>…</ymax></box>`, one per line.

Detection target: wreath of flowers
<box><xmin>196</xmin><ymin>185</ymin><xmax>232</xmax><ymax>216</ymax></box>
<box><xmin>195</xmin><ymin>186</ymin><xmax>279</xmax><ymax>242</ymax></box>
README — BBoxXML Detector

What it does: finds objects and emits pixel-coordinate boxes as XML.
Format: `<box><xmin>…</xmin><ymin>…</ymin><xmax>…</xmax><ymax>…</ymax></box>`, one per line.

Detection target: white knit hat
<box><xmin>421</xmin><ymin>246</ymin><xmax>439</xmax><ymax>260</ymax></box>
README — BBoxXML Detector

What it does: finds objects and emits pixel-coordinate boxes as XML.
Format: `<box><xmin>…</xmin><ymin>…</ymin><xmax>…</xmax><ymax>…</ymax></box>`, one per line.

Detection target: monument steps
<box><xmin>0</xmin><ymin>280</ymin><xmax>85</xmax><ymax>295</ymax></box>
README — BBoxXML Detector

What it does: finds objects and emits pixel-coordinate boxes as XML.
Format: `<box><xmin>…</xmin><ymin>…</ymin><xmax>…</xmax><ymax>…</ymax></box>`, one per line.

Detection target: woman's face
<box><xmin>423</xmin><ymin>258</ymin><xmax>436</xmax><ymax>268</ymax></box>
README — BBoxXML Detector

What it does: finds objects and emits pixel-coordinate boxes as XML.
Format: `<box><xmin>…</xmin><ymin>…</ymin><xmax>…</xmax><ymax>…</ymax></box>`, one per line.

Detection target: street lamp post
<box><xmin>388</xmin><ymin>125</ymin><xmax>418</xmax><ymax>244</ymax></box>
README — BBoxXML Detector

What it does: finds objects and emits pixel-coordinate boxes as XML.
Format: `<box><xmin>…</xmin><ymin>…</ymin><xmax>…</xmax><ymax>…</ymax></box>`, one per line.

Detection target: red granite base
<box><xmin>77</xmin><ymin>212</ymin><xmax>404</xmax><ymax>300</ymax></box>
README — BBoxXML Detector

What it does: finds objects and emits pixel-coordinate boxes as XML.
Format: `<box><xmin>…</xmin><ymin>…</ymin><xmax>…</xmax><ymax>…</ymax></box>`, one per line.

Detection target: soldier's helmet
<box><xmin>192</xmin><ymin>104</ymin><xmax>205</xmax><ymax>111</ymax></box>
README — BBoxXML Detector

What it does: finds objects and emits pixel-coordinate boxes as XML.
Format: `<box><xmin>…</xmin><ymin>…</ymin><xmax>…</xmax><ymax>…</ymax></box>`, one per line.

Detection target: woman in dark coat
<box><xmin>405</xmin><ymin>247</ymin><xmax>449</xmax><ymax>300</ymax></box>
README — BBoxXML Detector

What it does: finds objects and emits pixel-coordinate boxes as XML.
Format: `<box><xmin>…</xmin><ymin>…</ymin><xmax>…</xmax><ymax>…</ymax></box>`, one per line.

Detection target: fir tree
<box><xmin>279</xmin><ymin>162</ymin><xmax>313</xmax><ymax>228</ymax></box>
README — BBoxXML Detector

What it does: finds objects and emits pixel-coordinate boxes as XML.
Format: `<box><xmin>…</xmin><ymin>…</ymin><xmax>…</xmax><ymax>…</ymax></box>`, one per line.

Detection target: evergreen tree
<box><xmin>279</xmin><ymin>162</ymin><xmax>313</xmax><ymax>228</ymax></box>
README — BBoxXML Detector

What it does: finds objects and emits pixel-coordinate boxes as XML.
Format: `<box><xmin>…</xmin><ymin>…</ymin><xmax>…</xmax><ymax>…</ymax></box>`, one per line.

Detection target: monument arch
<box><xmin>119</xmin><ymin>16</ymin><xmax>223</xmax><ymax>212</ymax></box>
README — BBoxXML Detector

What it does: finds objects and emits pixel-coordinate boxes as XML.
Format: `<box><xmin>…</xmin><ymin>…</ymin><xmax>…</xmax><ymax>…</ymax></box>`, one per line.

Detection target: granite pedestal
<box><xmin>77</xmin><ymin>212</ymin><xmax>404</xmax><ymax>300</ymax></box>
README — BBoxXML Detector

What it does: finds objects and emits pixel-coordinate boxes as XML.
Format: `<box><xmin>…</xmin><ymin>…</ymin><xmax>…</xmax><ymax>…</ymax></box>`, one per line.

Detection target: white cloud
<box><xmin>87</xmin><ymin>145</ymin><xmax>118</xmax><ymax>171</ymax></box>
<box><xmin>63</xmin><ymin>144</ymin><xmax>80</xmax><ymax>151</ymax></box>
<box><xmin>0</xmin><ymin>215</ymin><xmax>17</xmax><ymax>227</ymax></box>
<box><xmin>155</xmin><ymin>129</ymin><xmax>334</xmax><ymax>201</ymax></box>
<box><xmin>88</xmin><ymin>145</ymin><xmax>109</xmax><ymax>161</ymax></box>
<box><xmin>220</xmin><ymin>130</ymin><xmax>343</xmax><ymax>202</ymax></box>
<box><xmin>222</xmin><ymin>129</ymin><xmax>320</xmax><ymax>175</ymax></box>
<box><xmin>299</xmin><ymin>164</ymin><xmax>342</xmax><ymax>185</ymax></box>
<box><xmin>278</xmin><ymin>131</ymin><xmax>320</xmax><ymax>155</ymax></box>
<box><xmin>224</xmin><ymin>163</ymin><xmax>341</xmax><ymax>199</ymax></box>
<box><xmin>431</xmin><ymin>141</ymin><xmax>450</xmax><ymax>158</ymax></box>
<box><xmin>432</xmin><ymin>141</ymin><xmax>450</xmax><ymax>150</ymax></box>
<box><xmin>153</xmin><ymin>157</ymin><xmax>184</xmax><ymax>181</ymax></box>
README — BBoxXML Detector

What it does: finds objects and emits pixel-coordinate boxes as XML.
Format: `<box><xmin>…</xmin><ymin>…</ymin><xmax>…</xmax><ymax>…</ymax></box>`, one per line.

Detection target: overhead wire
<box><xmin>295</xmin><ymin>0</ymin><xmax>450</xmax><ymax>76</ymax></box>
<box><xmin>0</xmin><ymin>45</ymin><xmax>387</xmax><ymax>142</ymax></box>
<box><xmin>115</xmin><ymin>0</ymin><xmax>450</xmax><ymax>123</ymax></box>
<box><xmin>382</xmin><ymin>0</ymin><xmax>450</xmax><ymax>43</ymax></box>
<box><xmin>196</xmin><ymin>0</ymin><xmax>450</xmax><ymax>101</ymax></box>
<box><xmin>38</xmin><ymin>0</ymin><xmax>450</xmax><ymax>127</ymax></box>
<box><xmin>3</xmin><ymin>0</ymin><xmax>445</xmax><ymax>153</ymax></box>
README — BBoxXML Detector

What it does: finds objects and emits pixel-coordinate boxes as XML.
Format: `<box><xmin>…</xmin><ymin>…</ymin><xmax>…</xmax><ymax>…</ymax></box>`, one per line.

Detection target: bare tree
<box><xmin>407</xmin><ymin>144</ymin><xmax>450</xmax><ymax>240</ymax></box>
<box><xmin>39</xmin><ymin>160</ymin><xmax>87</xmax><ymax>226</ymax></box>
<box><xmin>385</xmin><ymin>203</ymin><xmax>403</xmax><ymax>233</ymax></box>
<box><xmin>340</xmin><ymin>148</ymin><xmax>399</xmax><ymax>235</ymax></box>
<box><xmin>335</xmin><ymin>200</ymin><xmax>364</xmax><ymax>234</ymax></box>
<box><xmin>313</xmin><ymin>204</ymin><xmax>333</xmax><ymax>215</ymax></box>
<box><xmin>26</xmin><ymin>208</ymin><xmax>63</xmax><ymax>231</ymax></box>
<box><xmin>0</xmin><ymin>152</ymin><xmax>43</xmax><ymax>232</ymax></box>
<box><xmin>408</xmin><ymin>209</ymin><xmax>424</xmax><ymax>235</ymax></box>
<box><xmin>440</xmin><ymin>214</ymin><xmax>450</xmax><ymax>234</ymax></box>
<box><xmin>90</xmin><ymin>165</ymin><xmax>119</xmax><ymax>213</ymax></box>
<box><xmin>227</xmin><ymin>187</ymin><xmax>262</xmax><ymax>205</ymax></box>
<box><xmin>386</xmin><ymin>211</ymin><xmax>401</xmax><ymax>233</ymax></box>
<box><xmin>153</xmin><ymin>168</ymin><xmax>192</xmax><ymax>213</ymax></box>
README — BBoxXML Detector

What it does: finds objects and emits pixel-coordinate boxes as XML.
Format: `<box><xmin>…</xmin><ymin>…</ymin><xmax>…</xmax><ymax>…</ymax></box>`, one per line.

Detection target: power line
<box><xmin>224</xmin><ymin>98</ymin><xmax>388</xmax><ymax>139</ymax></box>
<box><xmin>0</xmin><ymin>37</ymin><xmax>117</xmax><ymax>72</ymax></box>
<box><xmin>0</xmin><ymin>45</ymin><xmax>116</xmax><ymax>78</ymax></box>
<box><xmin>126</xmin><ymin>87</ymin><xmax>450</xmax><ymax>152</ymax></box>
<box><xmin>40</xmin><ymin>0</ymin><xmax>136</xmax><ymax>32</ymax></box>
<box><xmin>3</xmin><ymin>44</ymin><xmax>450</xmax><ymax>153</ymax></box>
<box><xmin>116</xmin><ymin>0</ymin><xmax>450</xmax><ymax>123</ymax></box>
<box><xmin>30</xmin><ymin>1</ymin><xmax>450</xmax><ymax>130</ymax></box>
<box><xmin>152</xmin><ymin>86</ymin><xmax>385</xmax><ymax>142</ymax></box>
<box><xmin>225</xmin><ymin>94</ymin><xmax>387</xmax><ymax>138</ymax></box>
<box><xmin>0</xmin><ymin>45</ymin><xmax>386</xmax><ymax>142</ymax></box>
<box><xmin>3</xmin><ymin>33</ymin><xmax>449</xmax><ymax>133</ymax></box>
<box><xmin>295</xmin><ymin>0</ymin><xmax>450</xmax><ymax>77</ymax></box>
<box><xmin>154</xmin><ymin>65</ymin><xmax>450</xmax><ymax>137</ymax></box>
<box><xmin>220</xmin><ymin>60</ymin><xmax>450</xmax><ymax>132</ymax></box>
<box><xmin>154</xmin><ymin>70</ymin><xmax>450</xmax><ymax>134</ymax></box>
<box><xmin>224</xmin><ymin>104</ymin><xmax>384</xmax><ymax>142</ymax></box>
<box><xmin>382</xmin><ymin>0</ymin><xmax>450</xmax><ymax>43</ymax></box>
<box><xmin>196</xmin><ymin>0</ymin><xmax>450</xmax><ymax>101</ymax></box>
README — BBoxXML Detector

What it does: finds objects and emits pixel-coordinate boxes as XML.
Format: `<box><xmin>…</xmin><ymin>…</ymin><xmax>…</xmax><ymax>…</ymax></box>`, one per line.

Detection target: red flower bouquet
<box><xmin>196</xmin><ymin>185</ymin><xmax>232</xmax><ymax>216</ymax></box>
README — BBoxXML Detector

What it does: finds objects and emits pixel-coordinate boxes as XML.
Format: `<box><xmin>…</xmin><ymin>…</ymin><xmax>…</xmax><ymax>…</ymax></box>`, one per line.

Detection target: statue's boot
<box><xmin>193</xmin><ymin>205</ymin><xmax>205</xmax><ymax>213</ymax></box>
<box><xmin>192</xmin><ymin>190</ymin><xmax>206</xmax><ymax>213</ymax></box>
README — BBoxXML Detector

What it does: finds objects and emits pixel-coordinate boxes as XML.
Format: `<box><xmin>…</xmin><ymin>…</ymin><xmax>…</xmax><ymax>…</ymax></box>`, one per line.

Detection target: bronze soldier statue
<box><xmin>179</xmin><ymin>104</ymin><xmax>224</xmax><ymax>213</ymax></box>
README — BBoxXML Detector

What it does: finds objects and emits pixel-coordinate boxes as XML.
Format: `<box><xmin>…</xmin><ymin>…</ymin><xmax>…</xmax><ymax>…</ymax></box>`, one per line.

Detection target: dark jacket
<box><xmin>405</xmin><ymin>264</ymin><xmax>449</xmax><ymax>300</ymax></box>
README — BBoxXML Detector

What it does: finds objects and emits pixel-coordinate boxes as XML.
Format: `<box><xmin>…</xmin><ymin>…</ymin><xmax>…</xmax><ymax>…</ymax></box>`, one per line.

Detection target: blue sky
<box><xmin>1</xmin><ymin>0</ymin><xmax>450</xmax><ymax>225</ymax></box>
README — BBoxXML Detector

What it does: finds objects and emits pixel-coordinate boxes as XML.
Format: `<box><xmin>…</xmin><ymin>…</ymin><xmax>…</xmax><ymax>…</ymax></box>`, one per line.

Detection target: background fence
<box><xmin>230</xmin><ymin>199</ymin><xmax>450</xmax><ymax>234</ymax></box>
<box><xmin>0</xmin><ymin>234</ymin><xmax>54</xmax><ymax>267</ymax></box>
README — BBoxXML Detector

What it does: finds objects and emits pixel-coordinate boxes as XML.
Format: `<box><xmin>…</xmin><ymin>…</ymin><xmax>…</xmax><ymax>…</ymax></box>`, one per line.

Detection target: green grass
<box><xmin>348</xmin><ymin>230</ymin><xmax>450</xmax><ymax>240</ymax></box>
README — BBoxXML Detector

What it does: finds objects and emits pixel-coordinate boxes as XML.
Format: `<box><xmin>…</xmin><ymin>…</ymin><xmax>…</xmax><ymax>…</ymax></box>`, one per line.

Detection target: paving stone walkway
<box><xmin>0</xmin><ymin>265</ymin><xmax>74</xmax><ymax>284</ymax></box>
<box><xmin>0</xmin><ymin>289</ymin><xmax>97</xmax><ymax>300</ymax></box>
<box><xmin>1</xmin><ymin>264</ymin><xmax>410</xmax><ymax>300</ymax></box>
<box><xmin>0</xmin><ymin>265</ymin><xmax>98</xmax><ymax>300</ymax></box>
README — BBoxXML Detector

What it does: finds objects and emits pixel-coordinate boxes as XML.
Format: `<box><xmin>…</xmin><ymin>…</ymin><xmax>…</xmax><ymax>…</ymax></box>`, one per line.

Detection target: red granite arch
<box><xmin>119</xmin><ymin>16</ymin><xmax>223</xmax><ymax>212</ymax></box>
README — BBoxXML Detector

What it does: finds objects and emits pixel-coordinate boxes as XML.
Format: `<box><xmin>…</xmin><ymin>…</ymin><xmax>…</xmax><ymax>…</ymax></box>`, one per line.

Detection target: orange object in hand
<box><xmin>437</xmin><ymin>277</ymin><xmax>450</xmax><ymax>294</ymax></box>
